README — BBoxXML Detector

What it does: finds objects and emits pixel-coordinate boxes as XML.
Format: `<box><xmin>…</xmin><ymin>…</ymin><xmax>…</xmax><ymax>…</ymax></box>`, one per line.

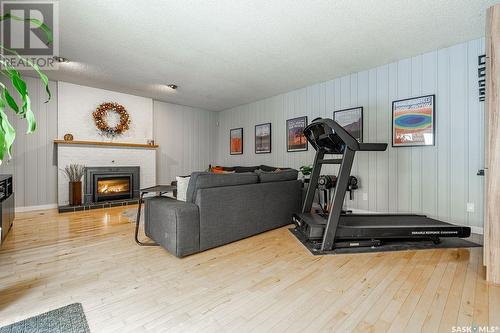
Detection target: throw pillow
<box><xmin>176</xmin><ymin>176</ymin><xmax>190</xmax><ymax>201</ymax></box>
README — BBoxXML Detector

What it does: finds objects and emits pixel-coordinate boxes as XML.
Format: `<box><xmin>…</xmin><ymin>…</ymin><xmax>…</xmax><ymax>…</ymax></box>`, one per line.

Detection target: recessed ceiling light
<box><xmin>53</xmin><ymin>56</ymin><xmax>69</xmax><ymax>63</ymax></box>
<box><xmin>166</xmin><ymin>84</ymin><xmax>178</xmax><ymax>90</ymax></box>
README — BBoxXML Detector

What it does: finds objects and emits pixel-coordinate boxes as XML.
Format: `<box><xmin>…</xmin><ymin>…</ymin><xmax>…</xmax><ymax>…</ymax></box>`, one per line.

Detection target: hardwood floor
<box><xmin>0</xmin><ymin>206</ymin><xmax>499</xmax><ymax>332</ymax></box>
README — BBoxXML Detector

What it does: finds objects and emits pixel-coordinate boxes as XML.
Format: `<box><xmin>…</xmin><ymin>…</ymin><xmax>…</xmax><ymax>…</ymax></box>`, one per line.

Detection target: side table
<box><xmin>135</xmin><ymin>185</ymin><xmax>176</xmax><ymax>246</ymax></box>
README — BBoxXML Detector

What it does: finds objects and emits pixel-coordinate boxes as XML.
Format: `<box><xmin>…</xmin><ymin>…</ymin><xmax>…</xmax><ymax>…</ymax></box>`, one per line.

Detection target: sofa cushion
<box><xmin>255</xmin><ymin>169</ymin><xmax>298</xmax><ymax>183</ymax></box>
<box><xmin>231</xmin><ymin>166</ymin><xmax>260</xmax><ymax>173</ymax></box>
<box><xmin>259</xmin><ymin>165</ymin><xmax>292</xmax><ymax>172</ymax></box>
<box><xmin>186</xmin><ymin>172</ymin><xmax>259</xmax><ymax>202</ymax></box>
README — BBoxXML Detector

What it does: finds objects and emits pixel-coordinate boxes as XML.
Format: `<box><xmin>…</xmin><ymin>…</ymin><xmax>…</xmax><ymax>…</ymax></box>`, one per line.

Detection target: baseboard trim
<box><xmin>16</xmin><ymin>204</ymin><xmax>58</xmax><ymax>213</ymax></box>
<box><xmin>470</xmin><ymin>226</ymin><xmax>484</xmax><ymax>235</ymax></box>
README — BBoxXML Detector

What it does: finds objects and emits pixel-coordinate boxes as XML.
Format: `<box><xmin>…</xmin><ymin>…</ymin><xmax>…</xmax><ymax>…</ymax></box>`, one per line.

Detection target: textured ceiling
<box><xmin>46</xmin><ymin>0</ymin><xmax>498</xmax><ymax>111</ymax></box>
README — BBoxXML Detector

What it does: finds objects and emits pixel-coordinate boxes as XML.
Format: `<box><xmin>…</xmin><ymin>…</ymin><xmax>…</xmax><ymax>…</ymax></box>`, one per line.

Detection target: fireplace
<box><xmin>84</xmin><ymin>167</ymin><xmax>140</xmax><ymax>204</ymax></box>
<box><xmin>95</xmin><ymin>175</ymin><xmax>131</xmax><ymax>202</ymax></box>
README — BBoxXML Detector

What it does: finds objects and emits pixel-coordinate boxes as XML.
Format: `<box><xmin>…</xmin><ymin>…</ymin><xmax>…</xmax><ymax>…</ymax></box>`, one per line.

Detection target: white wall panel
<box><xmin>153</xmin><ymin>101</ymin><xmax>217</xmax><ymax>184</ymax></box>
<box><xmin>215</xmin><ymin>38</ymin><xmax>485</xmax><ymax>228</ymax></box>
<box><xmin>0</xmin><ymin>77</ymin><xmax>58</xmax><ymax>209</ymax></box>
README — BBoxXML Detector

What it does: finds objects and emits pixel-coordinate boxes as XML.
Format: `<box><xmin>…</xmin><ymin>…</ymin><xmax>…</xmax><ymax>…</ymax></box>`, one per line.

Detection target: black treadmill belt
<box><xmin>339</xmin><ymin>215</ymin><xmax>457</xmax><ymax>228</ymax></box>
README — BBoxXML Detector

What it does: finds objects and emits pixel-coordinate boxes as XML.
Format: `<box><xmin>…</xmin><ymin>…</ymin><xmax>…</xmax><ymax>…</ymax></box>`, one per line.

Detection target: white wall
<box><xmin>153</xmin><ymin>101</ymin><xmax>217</xmax><ymax>183</ymax></box>
<box><xmin>1</xmin><ymin>78</ymin><xmax>215</xmax><ymax>209</ymax></box>
<box><xmin>0</xmin><ymin>77</ymin><xmax>58</xmax><ymax>211</ymax></box>
<box><xmin>215</xmin><ymin>38</ymin><xmax>485</xmax><ymax>230</ymax></box>
<box><xmin>58</xmin><ymin>82</ymin><xmax>153</xmax><ymax>143</ymax></box>
<box><xmin>57</xmin><ymin>82</ymin><xmax>157</xmax><ymax>205</ymax></box>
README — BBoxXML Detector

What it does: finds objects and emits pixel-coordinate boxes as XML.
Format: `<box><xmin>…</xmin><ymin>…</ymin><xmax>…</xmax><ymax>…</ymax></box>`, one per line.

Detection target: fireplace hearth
<box><xmin>84</xmin><ymin>166</ymin><xmax>140</xmax><ymax>204</ymax></box>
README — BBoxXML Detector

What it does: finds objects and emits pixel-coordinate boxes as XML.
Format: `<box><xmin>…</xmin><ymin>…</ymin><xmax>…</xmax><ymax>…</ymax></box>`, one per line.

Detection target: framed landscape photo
<box><xmin>392</xmin><ymin>95</ymin><xmax>435</xmax><ymax>147</ymax></box>
<box><xmin>333</xmin><ymin>107</ymin><xmax>363</xmax><ymax>142</ymax></box>
<box><xmin>255</xmin><ymin>123</ymin><xmax>271</xmax><ymax>154</ymax></box>
<box><xmin>230</xmin><ymin>128</ymin><xmax>243</xmax><ymax>155</ymax></box>
<box><xmin>286</xmin><ymin>116</ymin><xmax>308</xmax><ymax>152</ymax></box>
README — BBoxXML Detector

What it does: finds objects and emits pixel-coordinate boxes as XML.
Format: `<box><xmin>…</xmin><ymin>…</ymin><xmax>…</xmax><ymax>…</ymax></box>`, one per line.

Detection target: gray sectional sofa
<box><xmin>144</xmin><ymin>168</ymin><xmax>302</xmax><ymax>257</ymax></box>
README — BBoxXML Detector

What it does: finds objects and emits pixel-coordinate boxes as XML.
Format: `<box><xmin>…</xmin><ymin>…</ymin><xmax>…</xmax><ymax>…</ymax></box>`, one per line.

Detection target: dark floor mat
<box><xmin>289</xmin><ymin>228</ymin><xmax>482</xmax><ymax>255</ymax></box>
<box><xmin>0</xmin><ymin>303</ymin><xmax>90</xmax><ymax>333</ymax></box>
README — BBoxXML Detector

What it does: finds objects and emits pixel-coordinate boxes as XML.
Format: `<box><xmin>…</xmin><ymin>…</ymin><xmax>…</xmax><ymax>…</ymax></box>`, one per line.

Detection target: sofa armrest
<box><xmin>144</xmin><ymin>196</ymin><xmax>200</xmax><ymax>257</ymax></box>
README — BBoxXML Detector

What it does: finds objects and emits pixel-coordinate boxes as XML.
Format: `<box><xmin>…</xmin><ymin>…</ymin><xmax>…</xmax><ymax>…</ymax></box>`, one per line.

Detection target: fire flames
<box><xmin>98</xmin><ymin>179</ymin><xmax>129</xmax><ymax>194</ymax></box>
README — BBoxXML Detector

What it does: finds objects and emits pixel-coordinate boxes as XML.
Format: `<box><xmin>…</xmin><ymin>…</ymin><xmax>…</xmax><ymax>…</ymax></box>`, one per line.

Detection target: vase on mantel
<box><xmin>69</xmin><ymin>181</ymin><xmax>82</xmax><ymax>206</ymax></box>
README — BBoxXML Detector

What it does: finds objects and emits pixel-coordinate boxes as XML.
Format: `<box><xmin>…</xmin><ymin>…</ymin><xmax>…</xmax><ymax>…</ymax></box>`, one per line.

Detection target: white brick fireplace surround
<box><xmin>57</xmin><ymin>146</ymin><xmax>155</xmax><ymax>206</ymax></box>
<box><xmin>57</xmin><ymin>82</ymin><xmax>156</xmax><ymax>206</ymax></box>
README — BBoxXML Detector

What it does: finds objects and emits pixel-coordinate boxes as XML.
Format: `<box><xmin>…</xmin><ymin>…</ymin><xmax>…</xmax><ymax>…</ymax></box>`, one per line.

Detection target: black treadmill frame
<box><xmin>300</xmin><ymin>118</ymin><xmax>470</xmax><ymax>252</ymax></box>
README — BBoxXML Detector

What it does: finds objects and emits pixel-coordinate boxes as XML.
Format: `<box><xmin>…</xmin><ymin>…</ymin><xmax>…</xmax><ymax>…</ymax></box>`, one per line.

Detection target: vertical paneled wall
<box><xmin>0</xmin><ymin>76</ymin><xmax>58</xmax><ymax>210</ymax></box>
<box><xmin>215</xmin><ymin>38</ymin><xmax>485</xmax><ymax>230</ymax></box>
<box><xmin>154</xmin><ymin>101</ymin><xmax>217</xmax><ymax>184</ymax></box>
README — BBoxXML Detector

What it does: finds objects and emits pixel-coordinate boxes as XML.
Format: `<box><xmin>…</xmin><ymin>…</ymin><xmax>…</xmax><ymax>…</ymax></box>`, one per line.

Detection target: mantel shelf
<box><xmin>53</xmin><ymin>139</ymin><xmax>159</xmax><ymax>149</ymax></box>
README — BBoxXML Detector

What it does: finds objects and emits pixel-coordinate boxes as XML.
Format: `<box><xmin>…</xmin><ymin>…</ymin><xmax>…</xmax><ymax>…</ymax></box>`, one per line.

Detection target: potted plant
<box><xmin>299</xmin><ymin>165</ymin><xmax>313</xmax><ymax>183</ymax></box>
<box><xmin>62</xmin><ymin>164</ymin><xmax>86</xmax><ymax>206</ymax></box>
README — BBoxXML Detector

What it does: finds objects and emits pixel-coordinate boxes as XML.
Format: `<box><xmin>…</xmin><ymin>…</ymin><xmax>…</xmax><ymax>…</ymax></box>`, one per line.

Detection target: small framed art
<box><xmin>333</xmin><ymin>107</ymin><xmax>363</xmax><ymax>142</ymax></box>
<box><xmin>286</xmin><ymin>116</ymin><xmax>308</xmax><ymax>152</ymax></box>
<box><xmin>230</xmin><ymin>128</ymin><xmax>243</xmax><ymax>155</ymax></box>
<box><xmin>255</xmin><ymin>123</ymin><xmax>271</xmax><ymax>154</ymax></box>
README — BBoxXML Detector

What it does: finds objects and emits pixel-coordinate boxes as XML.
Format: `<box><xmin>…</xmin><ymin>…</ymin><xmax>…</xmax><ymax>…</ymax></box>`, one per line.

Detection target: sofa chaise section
<box><xmin>144</xmin><ymin>171</ymin><xmax>301</xmax><ymax>257</ymax></box>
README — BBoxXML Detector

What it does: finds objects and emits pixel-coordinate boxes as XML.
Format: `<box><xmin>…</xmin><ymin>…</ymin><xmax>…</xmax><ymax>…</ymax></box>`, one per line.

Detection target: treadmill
<box><xmin>292</xmin><ymin>117</ymin><xmax>471</xmax><ymax>251</ymax></box>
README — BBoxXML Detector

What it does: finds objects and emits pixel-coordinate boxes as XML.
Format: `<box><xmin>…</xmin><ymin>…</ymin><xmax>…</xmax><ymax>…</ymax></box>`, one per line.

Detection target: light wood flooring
<box><xmin>0</xmin><ymin>206</ymin><xmax>499</xmax><ymax>332</ymax></box>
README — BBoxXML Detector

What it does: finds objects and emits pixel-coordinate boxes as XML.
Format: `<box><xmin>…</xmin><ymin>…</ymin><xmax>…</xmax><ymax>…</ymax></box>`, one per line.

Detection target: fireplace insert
<box><xmin>84</xmin><ymin>166</ymin><xmax>140</xmax><ymax>204</ymax></box>
<box><xmin>95</xmin><ymin>175</ymin><xmax>132</xmax><ymax>202</ymax></box>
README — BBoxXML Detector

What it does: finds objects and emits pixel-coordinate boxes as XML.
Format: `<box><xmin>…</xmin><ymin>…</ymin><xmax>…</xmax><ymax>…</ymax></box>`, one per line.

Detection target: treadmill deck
<box><xmin>293</xmin><ymin>213</ymin><xmax>471</xmax><ymax>240</ymax></box>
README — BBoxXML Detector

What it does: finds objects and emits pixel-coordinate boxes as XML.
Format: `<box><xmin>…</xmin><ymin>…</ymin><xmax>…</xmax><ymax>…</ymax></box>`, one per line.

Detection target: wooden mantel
<box><xmin>53</xmin><ymin>139</ymin><xmax>159</xmax><ymax>149</ymax></box>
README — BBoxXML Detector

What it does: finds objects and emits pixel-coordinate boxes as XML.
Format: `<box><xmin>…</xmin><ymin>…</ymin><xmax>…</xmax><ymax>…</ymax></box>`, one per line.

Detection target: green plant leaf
<box><xmin>1</xmin><ymin>46</ymin><xmax>52</xmax><ymax>102</ymax></box>
<box><xmin>29</xmin><ymin>62</ymin><xmax>51</xmax><ymax>102</ymax></box>
<box><xmin>3</xmin><ymin>87</ymin><xmax>19</xmax><ymax>114</ymax></box>
<box><xmin>0</xmin><ymin>13</ymin><xmax>51</xmax><ymax>161</ymax></box>
<box><xmin>0</xmin><ymin>97</ymin><xmax>16</xmax><ymax>160</ymax></box>
<box><xmin>8</xmin><ymin>71</ymin><xmax>29</xmax><ymax>116</ymax></box>
<box><xmin>0</xmin><ymin>13</ymin><xmax>53</xmax><ymax>45</ymax></box>
<box><xmin>0</xmin><ymin>108</ymin><xmax>16</xmax><ymax>157</ymax></box>
<box><xmin>0</xmin><ymin>82</ymin><xmax>19</xmax><ymax>114</ymax></box>
<box><xmin>25</xmin><ymin>97</ymin><xmax>36</xmax><ymax>133</ymax></box>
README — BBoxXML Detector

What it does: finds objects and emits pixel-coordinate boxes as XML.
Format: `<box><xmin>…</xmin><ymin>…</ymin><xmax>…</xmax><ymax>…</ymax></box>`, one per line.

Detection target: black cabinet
<box><xmin>0</xmin><ymin>175</ymin><xmax>14</xmax><ymax>244</ymax></box>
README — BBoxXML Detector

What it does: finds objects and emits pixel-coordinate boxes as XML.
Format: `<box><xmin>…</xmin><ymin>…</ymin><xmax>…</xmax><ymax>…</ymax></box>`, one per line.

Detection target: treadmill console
<box><xmin>303</xmin><ymin>121</ymin><xmax>346</xmax><ymax>154</ymax></box>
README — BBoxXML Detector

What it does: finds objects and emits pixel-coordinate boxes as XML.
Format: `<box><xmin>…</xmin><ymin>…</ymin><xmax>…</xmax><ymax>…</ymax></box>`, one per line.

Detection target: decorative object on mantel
<box><xmin>92</xmin><ymin>102</ymin><xmax>131</xmax><ymax>137</ymax></box>
<box><xmin>63</xmin><ymin>133</ymin><xmax>74</xmax><ymax>141</ymax></box>
<box><xmin>53</xmin><ymin>139</ymin><xmax>158</xmax><ymax>149</ymax></box>
<box><xmin>62</xmin><ymin>164</ymin><xmax>86</xmax><ymax>206</ymax></box>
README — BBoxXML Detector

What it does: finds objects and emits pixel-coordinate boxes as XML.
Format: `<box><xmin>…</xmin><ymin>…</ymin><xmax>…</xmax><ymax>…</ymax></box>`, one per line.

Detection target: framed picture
<box><xmin>230</xmin><ymin>128</ymin><xmax>243</xmax><ymax>155</ymax></box>
<box><xmin>286</xmin><ymin>116</ymin><xmax>308</xmax><ymax>152</ymax></box>
<box><xmin>392</xmin><ymin>95</ymin><xmax>435</xmax><ymax>147</ymax></box>
<box><xmin>333</xmin><ymin>107</ymin><xmax>363</xmax><ymax>142</ymax></box>
<box><xmin>255</xmin><ymin>123</ymin><xmax>271</xmax><ymax>154</ymax></box>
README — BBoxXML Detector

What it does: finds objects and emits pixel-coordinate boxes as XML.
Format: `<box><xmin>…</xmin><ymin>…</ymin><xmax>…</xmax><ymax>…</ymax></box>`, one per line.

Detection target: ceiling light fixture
<box><xmin>166</xmin><ymin>84</ymin><xmax>178</xmax><ymax>90</ymax></box>
<box><xmin>53</xmin><ymin>56</ymin><xmax>69</xmax><ymax>63</ymax></box>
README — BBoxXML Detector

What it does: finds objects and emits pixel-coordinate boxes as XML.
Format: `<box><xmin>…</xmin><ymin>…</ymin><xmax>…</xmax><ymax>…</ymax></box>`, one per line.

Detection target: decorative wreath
<box><xmin>92</xmin><ymin>102</ymin><xmax>130</xmax><ymax>137</ymax></box>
